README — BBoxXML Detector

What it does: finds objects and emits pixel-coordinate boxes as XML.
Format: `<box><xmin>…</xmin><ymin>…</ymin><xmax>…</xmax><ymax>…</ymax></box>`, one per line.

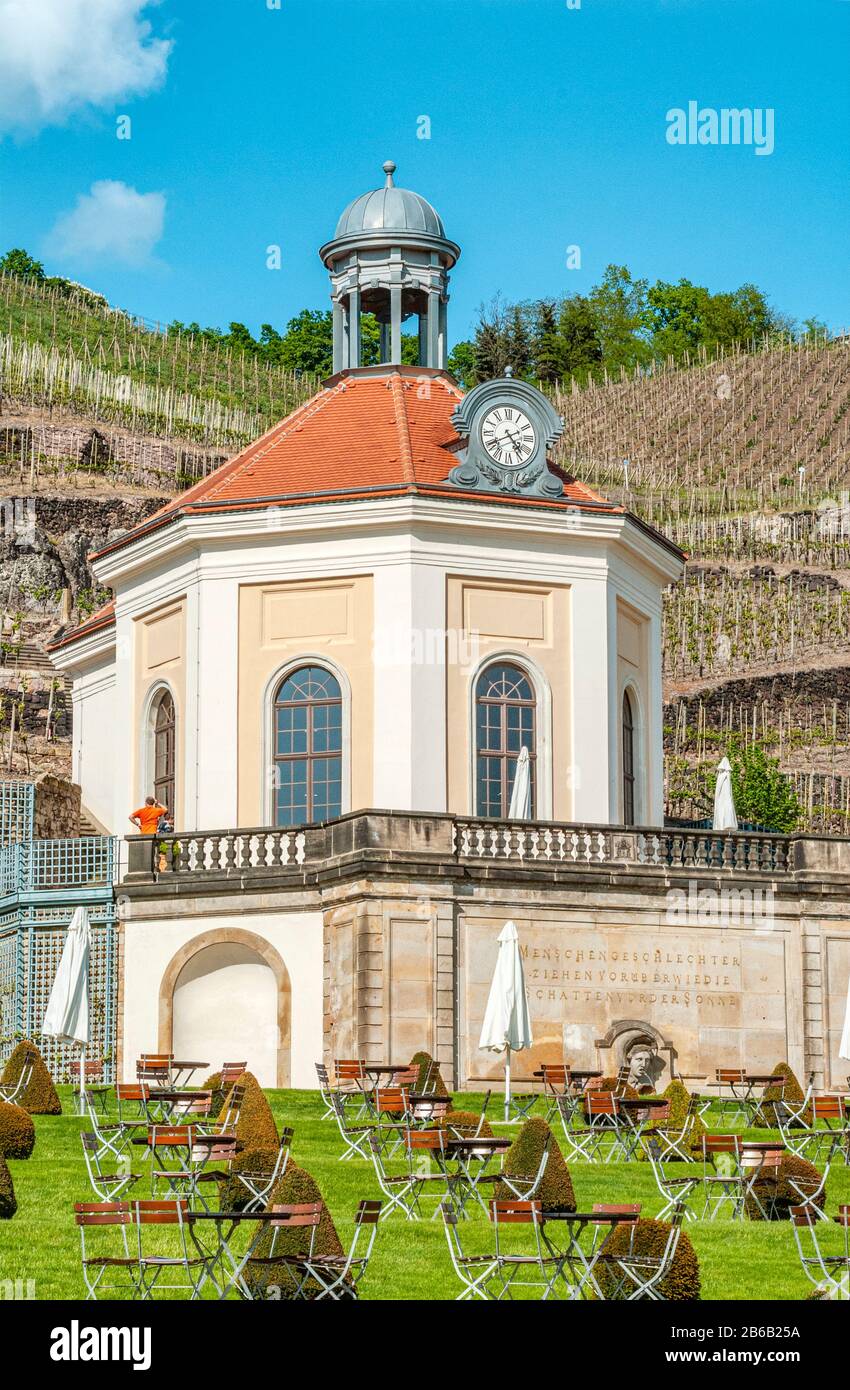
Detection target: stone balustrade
<box><xmin>125</xmin><ymin>810</ymin><xmax>809</xmax><ymax>882</ymax></box>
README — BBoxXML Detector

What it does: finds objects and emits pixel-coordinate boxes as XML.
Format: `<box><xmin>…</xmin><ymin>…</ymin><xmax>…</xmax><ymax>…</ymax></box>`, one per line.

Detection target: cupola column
<box><xmin>427</xmin><ymin>288</ymin><xmax>440</xmax><ymax>368</ymax></box>
<box><xmin>332</xmin><ymin>301</ymin><xmax>344</xmax><ymax>373</ymax></box>
<box><xmin>390</xmin><ymin>284</ymin><xmax>403</xmax><ymax>365</ymax></box>
<box><xmin>348</xmin><ymin>286</ymin><xmax>361</xmax><ymax>369</ymax></box>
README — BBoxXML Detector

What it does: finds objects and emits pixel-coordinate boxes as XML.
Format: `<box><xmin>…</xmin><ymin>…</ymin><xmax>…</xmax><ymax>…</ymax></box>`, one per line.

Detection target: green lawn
<box><xmin>0</xmin><ymin>1088</ymin><xmax>845</xmax><ymax>1300</ymax></box>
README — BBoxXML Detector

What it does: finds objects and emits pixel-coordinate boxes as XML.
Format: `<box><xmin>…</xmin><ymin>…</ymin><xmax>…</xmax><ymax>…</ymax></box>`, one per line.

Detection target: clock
<box><xmin>480</xmin><ymin>407</ymin><xmax>537</xmax><ymax>469</ymax></box>
<box><xmin>447</xmin><ymin>372</ymin><xmax>565</xmax><ymax>499</ymax></box>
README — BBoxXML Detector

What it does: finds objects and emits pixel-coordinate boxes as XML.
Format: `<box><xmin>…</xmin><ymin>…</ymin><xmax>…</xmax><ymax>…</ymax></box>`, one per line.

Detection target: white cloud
<box><xmin>0</xmin><ymin>0</ymin><xmax>172</xmax><ymax>134</ymax></box>
<box><xmin>46</xmin><ymin>180</ymin><xmax>166</xmax><ymax>267</ymax></box>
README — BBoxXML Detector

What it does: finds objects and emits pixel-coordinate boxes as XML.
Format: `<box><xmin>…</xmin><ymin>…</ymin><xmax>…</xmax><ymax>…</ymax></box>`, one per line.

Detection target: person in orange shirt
<box><xmin>130</xmin><ymin>796</ymin><xmax>169</xmax><ymax>834</ymax></box>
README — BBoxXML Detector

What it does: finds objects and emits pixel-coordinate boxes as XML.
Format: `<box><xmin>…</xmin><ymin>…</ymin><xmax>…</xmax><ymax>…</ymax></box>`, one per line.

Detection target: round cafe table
<box><xmin>541</xmin><ymin>1210</ymin><xmax>639</xmax><ymax>1300</ymax></box>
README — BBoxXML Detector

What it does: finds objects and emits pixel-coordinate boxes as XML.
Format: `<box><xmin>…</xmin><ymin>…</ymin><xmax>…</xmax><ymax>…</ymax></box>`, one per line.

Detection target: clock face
<box><xmin>480</xmin><ymin>406</ymin><xmax>537</xmax><ymax>468</ymax></box>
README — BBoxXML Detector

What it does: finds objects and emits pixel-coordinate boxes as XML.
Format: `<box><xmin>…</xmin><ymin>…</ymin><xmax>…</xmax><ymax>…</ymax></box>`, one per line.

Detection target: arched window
<box><xmin>152</xmin><ymin>690</ymin><xmax>176</xmax><ymax>816</ymax></box>
<box><xmin>273</xmin><ymin>665</ymin><xmax>342</xmax><ymax>827</ymax></box>
<box><xmin>622</xmin><ymin>689</ymin><xmax>636</xmax><ymax>825</ymax></box>
<box><xmin>475</xmin><ymin>662</ymin><xmax>536</xmax><ymax>818</ymax></box>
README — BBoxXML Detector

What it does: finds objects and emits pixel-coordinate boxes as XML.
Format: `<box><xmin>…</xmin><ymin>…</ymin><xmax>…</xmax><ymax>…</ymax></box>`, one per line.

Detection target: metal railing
<box><xmin>0</xmin><ymin>781</ymin><xmax>35</xmax><ymax>847</ymax></box>
<box><xmin>0</xmin><ymin>836</ymin><xmax>116</xmax><ymax>908</ymax></box>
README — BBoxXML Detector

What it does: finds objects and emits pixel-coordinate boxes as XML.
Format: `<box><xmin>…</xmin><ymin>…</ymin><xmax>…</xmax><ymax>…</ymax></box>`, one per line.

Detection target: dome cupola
<box><xmin>319</xmin><ymin>161</ymin><xmax>460</xmax><ymax>373</ymax></box>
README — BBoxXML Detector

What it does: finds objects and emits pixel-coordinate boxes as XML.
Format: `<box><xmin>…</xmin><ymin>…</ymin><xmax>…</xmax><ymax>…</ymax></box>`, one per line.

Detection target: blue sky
<box><xmin>0</xmin><ymin>0</ymin><xmax>848</xmax><ymax>341</ymax></box>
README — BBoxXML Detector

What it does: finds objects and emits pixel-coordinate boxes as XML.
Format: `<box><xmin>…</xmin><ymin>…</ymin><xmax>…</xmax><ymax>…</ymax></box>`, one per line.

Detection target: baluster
<box><xmin>222</xmin><ymin>835</ymin><xmax>236</xmax><ymax>873</ymax></box>
<box><xmin>295</xmin><ymin>832</ymin><xmax>306</xmax><ymax>865</ymax></box>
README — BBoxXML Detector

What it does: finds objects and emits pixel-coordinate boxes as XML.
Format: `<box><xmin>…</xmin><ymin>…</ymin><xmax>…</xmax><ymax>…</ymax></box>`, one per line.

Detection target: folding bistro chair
<box><xmin>241</xmin><ymin>1201</ymin><xmax>323</xmax><ymax>1299</ymax></box>
<box><xmin>334</xmin><ymin>1059</ymin><xmax>374</xmax><ymax>1118</ymax></box>
<box><xmin>791</xmin><ymin>1205</ymin><xmax>850</xmax><ymax>1300</ymax></box>
<box><xmin>700</xmin><ymin>1135</ymin><xmax>746</xmax><ymax>1220</ymax></box>
<box><xmin>87</xmin><ymin>1084</ymin><xmax>152</xmax><ymax>1162</ymax></box>
<box><xmin>235</xmin><ymin>1128</ymin><xmax>294</xmax><ymax>1212</ymax></box>
<box><xmin>372</xmin><ymin>1087</ymin><xmax>412</xmax><ymax>1154</ymax></box>
<box><xmin>80</xmin><ymin>1131</ymin><xmax>142</xmax><ymax>1203</ymax></box>
<box><xmin>540</xmin><ymin>1065</ymin><xmax>573</xmax><ymax>1123</ymax></box>
<box><xmin>291</xmin><ymin>1200</ymin><xmax>383</xmax><ymax>1300</ymax></box>
<box><xmin>496</xmin><ymin>1129</ymin><xmax>551</xmax><ymax>1201</ymax></box>
<box><xmin>315</xmin><ymin>1063</ymin><xmax>337</xmax><ymax>1120</ymax></box>
<box><xmin>713</xmin><ymin>1069</ymin><xmax>750</xmax><ymax>1126</ymax></box>
<box><xmin>441</xmin><ymin>1203</ymin><xmax>499</xmax><ymax>1300</ymax></box>
<box><xmin>596</xmin><ymin>1202</ymin><xmax>686</xmax><ymax>1301</ymax></box>
<box><xmin>640</xmin><ymin>1136</ymin><xmax>700</xmax><ymax>1222</ymax></box>
<box><xmin>0</xmin><ymin>1048</ymin><xmax>34</xmax><ymax>1104</ymax></box>
<box><xmin>220</xmin><ymin>1061</ymin><xmax>247</xmax><ymax>1085</ymax></box>
<box><xmin>556</xmin><ymin>1095</ymin><xmax>609</xmax><ymax>1163</ymax></box>
<box><xmin>330</xmin><ymin>1093</ymin><xmax>373</xmax><ymax>1162</ymax></box>
<box><xmin>369</xmin><ymin>1129</ymin><xmax>451</xmax><ymax>1220</ymax></box>
<box><xmin>489</xmin><ymin>1200</ymin><xmax>564</xmax><ymax>1300</ymax></box>
<box><xmin>197</xmin><ymin>1083</ymin><xmax>245</xmax><ymax>1137</ymax></box>
<box><xmin>740</xmin><ymin>1145</ymin><xmax>784</xmax><ymax>1222</ymax></box>
<box><xmin>74</xmin><ymin>1202</ymin><xmax>142</xmax><ymax>1300</ymax></box>
<box><xmin>147</xmin><ymin>1125</ymin><xmax>238</xmax><ymax>1209</ymax></box>
<box><xmin>443</xmin><ymin>1092</ymin><xmax>492</xmax><ymax>1140</ymax></box>
<box><xmin>133</xmin><ymin>1199</ymin><xmax>210</xmax><ymax>1300</ymax></box>
<box><xmin>578</xmin><ymin>1092</ymin><xmax>630</xmax><ymax>1163</ymax></box>
<box><xmin>649</xmin><ymin>1098</ymin><xmax>701</xmax><ymax>1163</ymax></box>
<box><xmin>70</xmin><ymin>1059</ymin><xmax>111</xmax><ymax>1115</ymax></box>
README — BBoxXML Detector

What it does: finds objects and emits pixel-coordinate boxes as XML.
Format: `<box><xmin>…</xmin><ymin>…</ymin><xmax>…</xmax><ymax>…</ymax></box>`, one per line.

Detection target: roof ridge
<box><xmin>389</xmin><ymin>373</ymin><xmax>415</xmax><ymax>483</ymax></box>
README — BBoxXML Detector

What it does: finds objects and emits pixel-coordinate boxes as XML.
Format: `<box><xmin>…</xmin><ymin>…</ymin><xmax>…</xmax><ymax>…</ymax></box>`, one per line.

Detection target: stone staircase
<box><xmin>79</xmin><ymin>806</ymin><xmax>109</xmax><ymax>838</ymax></box>
<box><xmin>0</xmin><ymin>642</ymin><xmax>63</xmax><ymax>680</ymax></box>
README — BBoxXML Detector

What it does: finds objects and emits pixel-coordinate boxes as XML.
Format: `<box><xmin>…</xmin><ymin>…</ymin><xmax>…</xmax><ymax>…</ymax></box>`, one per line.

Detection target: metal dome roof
<box><xmin>334</xmin><ymin>161</ymin><xmax>445</xmax><ymax>239</ymax></box>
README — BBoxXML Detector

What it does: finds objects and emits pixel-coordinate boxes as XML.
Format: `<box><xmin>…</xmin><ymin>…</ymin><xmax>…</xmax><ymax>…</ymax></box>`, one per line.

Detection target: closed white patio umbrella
<box><xmin>42</xmin><ymin>905</ymin><xmax>91</xmax><ymax>1114</ymax></box>
<box><xmin>840</xmin><ymin>975</ymin><xmax>850</xmax><ymax>1062</ymax></box>
<box><xmin>508</xmin><ymin>745</ymin><xmax>532</xmax><ymax>820</ymax></box>
<box><xmin>479</xmin><ymin>920</ymin><xmax>534</xmax><ymax>1121</ymax></box>
<box><xmin>713</xmin><ymin>756</ymin><xmax>738</xmax><ymax>832</ymax></box>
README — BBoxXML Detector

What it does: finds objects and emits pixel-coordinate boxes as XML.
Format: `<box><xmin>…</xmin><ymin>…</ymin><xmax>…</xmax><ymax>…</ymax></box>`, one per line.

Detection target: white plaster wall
<box><xmin>121</xmin><ymin>908</ymin><xmax>324</xmax><ymax>1089</ymax></box>
<box><xmin>172</xmin><ymin>944</ymin><xmax>278</xmax><ymax>1087</ymax></box>
<box><xmin>70</xmin><ymin>658</ymin><xmax>116</xmax><ymax>832</ymax></box>
<box><xmin>86</xmin><ymin>498</ymin><xmax>679</xmax><ymax>832</ymax></box>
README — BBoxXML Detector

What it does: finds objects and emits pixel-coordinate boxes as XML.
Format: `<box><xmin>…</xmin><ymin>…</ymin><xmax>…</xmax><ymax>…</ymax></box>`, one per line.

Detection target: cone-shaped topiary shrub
<box><xmin>245</xmin><ymin>1162</ymin><xmax>346</xmax><ymax>1299</ymax></box>
<box><xmin>437</xmin><ymin>1110</ymin><xmax>493</xmax><ymax>1139</ymax></box>
<box><xmin>597</xmin><ymin>1218</ymin><xmax>700</xmax><ymax>1300</ymax></box>
<box><xmin>598</xmin><ymin>1078</ymin><xmax>640</xmax><ymax>1100</ymax></box>
<box><xmin>755</xmin><ymin>1062</ymin><xmax>810</xmax><ymax>1129</ymax></box>
<box><xmin>0</xmin><ymin>1156</ymin><xmax>16</xmax><ymax>1219</ymax></box>
<box><xmin>201</xmin><ymin>1071</ymin><xmax>226</xmax><ymax>1116</ymax></box>
<box><xmin>640</xmin><ymin>1079</ymin><xmax>706</xmax><ymax>1161</ymax></box>
<box><xmin>745</xmin><ymin>1154</ymin><xmax>824</xmax><ymax>1222</ymax></box>
<box><xmin>0</xmin><ymin>1041</ymin><xmax>60</xmax><ymax>1115</ymax></box>
<box><xmin>0</xmin><ymin>1100</ymin><xmax>36</xmax><ymax>1159</ymax></box>
<box><xmin>409</xmin><ymin>1051</ymin><xmax>448</xmax><ymax>1098</ymax></box>
<box><xmin>495</xmin><ymin>1118</ymin><xmax>576</xmax><ymax>1213</ymax></box>
<box><xmin>216</xmin><ymin>1072</ymin><xmax>279</xmax><ymax>1209</ymax></box>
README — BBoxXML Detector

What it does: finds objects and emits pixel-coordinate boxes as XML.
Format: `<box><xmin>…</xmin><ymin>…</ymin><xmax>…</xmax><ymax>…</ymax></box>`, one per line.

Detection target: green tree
<box><xmin>473</xmin><ymin>296</ymin><xmax>510</xmax><ymax>381</ymax></box>
<box><xmin>533</xmin><ymin>300</ymin><xmax>563</xmax><ymax>383</ymax></box>
<box><xmin>729</xmin><ymin>742</ymin><xmax>800</xmax><ymax>833</ymax></box>
<box><xmin>507</xmin><ymin>304</ymin><xmax>532</xmax><ymax>379</ymax></box>
<box><xmin>558</xmin><ymin>294</ymin><xmax>603</xmax><ymax>382</ymax></box>
<box><xmin>588</xmin><ymin>264</ymin><xmax>650</xmax><ymax>374</ymax></box>
<box><xmin>0</xmin><ymin>247</ymin><xmax>45</xmax><ymax>281</ymax></box>
<box><xmin>646</xmin><ymin>278</ymin><xmax>711</xmax><ymax>360</ymax></box>
<box><xmin>277</xmin><ymin>308</ymin><xmax>333</xmax><ymax>375</ymax></box>
<box><xmin>447</xmin><ymin>339</ymin><xmax>476</xmax><ymax>386</ymax></box>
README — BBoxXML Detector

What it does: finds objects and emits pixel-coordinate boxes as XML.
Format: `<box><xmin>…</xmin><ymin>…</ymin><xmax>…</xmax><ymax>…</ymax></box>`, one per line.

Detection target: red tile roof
<box><xmin>51</xmin><ymin>367</ymin><xmax>679</xmax><ymax>654</ymax></box>
<box><xmin>48</xmin><ymin>600</ymin><xmax>116</xmax><ymax>652</ymax></box>
<box><xmin>89</xmin><ymin>367</ymin><xmax>617</xmax><ymax>563</ymax></box>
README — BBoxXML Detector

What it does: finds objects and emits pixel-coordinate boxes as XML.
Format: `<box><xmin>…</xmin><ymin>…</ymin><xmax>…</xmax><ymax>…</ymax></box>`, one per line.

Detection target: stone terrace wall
<box><xmin>30</xmin><ymin>774</ymin><xmax>81</xmax><ymax>838</ymax></box>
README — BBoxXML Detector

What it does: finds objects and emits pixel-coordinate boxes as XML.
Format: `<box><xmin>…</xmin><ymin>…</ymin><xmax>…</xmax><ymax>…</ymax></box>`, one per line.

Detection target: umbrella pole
<box><xmin>505</xmin><ymin>1045</ymin><xmax>511</xmax><ymax>1123</ymax></box>
<box><xmin>78</xmin><ymin>1042</ymin><xmax>86</xmax><ymax>1117</ymax></box>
